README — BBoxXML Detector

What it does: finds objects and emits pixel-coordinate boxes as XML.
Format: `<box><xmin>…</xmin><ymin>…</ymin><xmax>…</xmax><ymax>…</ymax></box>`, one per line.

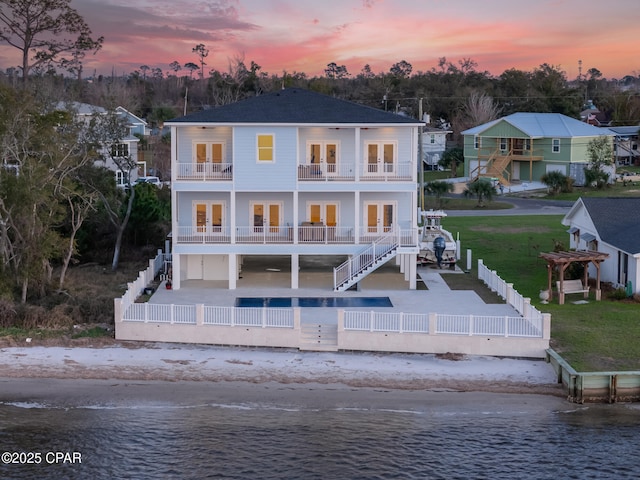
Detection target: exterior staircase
<box><xmin>471</xmin><ymin>148</ymin><xmax>512</xmax><ymax>186</ymax></box>
<box><xmin>299</xmin><ymin>323</ymin><xmax>338</xmax><ymax>351</ymax></box>
<box><xmin>333</xmin><ymin>232</ymin><xmax>399</xmax><ymax>292</ymax></box>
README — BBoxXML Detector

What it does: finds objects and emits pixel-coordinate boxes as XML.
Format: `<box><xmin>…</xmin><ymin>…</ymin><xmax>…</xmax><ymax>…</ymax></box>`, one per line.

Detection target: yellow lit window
<box><xmin>257</xmin><ymin>135</ymin><xmax>274</xmax><ymax>162</ymax></box>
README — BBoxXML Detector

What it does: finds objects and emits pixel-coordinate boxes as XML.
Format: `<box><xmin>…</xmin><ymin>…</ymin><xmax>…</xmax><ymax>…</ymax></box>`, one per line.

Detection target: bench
<box><xmin>556</xmin><ymin>279</ymin><xmax>589</xmax><ymax>296</ymax></box>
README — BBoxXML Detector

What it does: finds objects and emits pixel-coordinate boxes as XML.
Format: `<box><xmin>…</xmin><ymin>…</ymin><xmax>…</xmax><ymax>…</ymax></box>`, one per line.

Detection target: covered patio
<box><xmin>539</xmin><ymin>251</ymin><xmax>610</xmax><ymax>305</ymax></box>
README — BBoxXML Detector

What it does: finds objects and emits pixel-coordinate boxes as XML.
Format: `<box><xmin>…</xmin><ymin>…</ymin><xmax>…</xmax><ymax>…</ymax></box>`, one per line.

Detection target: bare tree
<box><xmin>453</xmin><ymin>91</ymin><xmax>502</xmax><ymax>135</ymax></box>
<box><xmin>90</xmin><ymin>110</ymin><xmax>138</xmax><ymax>271</ymax></box>
<box><xmin>0</xmin><ymin>0</ymin><xmax>103</xmax><ymax>84</ymax></box>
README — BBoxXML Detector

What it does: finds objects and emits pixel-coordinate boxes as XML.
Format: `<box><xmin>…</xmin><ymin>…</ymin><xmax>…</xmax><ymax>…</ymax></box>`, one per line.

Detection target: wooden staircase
<box><xmin>333</xmin><ymin>232</ymin><xmax>399</xmax><ymax>292</ymax></box>
<box><xmin>299</xmin><ymin>323</ymin><xmax>338</xmax><ymax>351</ymax></box>
<box><xmin>471</xmin><ymin>148</ymin><xmax>512</xmax><ymax>186</ymax></box>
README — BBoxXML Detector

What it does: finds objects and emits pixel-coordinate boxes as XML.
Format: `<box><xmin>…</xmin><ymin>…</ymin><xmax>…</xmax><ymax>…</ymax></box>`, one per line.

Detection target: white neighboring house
<box><xmin>608</xmin><ymin>126</ymin><xmax>640</xmax><ymax>167</ymax></box>
<box><xmin>56</xmin><ymin>102</ymin><xmax>143</xmax><ymax>188</ymax></box>
<box><xmin>562</xmin><ymin>197</ymin><xmax>640</xmax><ymax>294</ymax></box>
<box><xmin>421</xmin><ymin>125</ymin><xmax>451</xmax><ymax>170</ymax></box>
<box><xmin>165</xmin><ymin>88</ymin><xmax>423</xmax><ymax>291</ymax></box>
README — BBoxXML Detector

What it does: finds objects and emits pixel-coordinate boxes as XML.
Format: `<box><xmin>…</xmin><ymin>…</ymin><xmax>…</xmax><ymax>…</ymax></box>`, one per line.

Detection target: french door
<box><xmin>308</xmin><ymin>142</ymin><xmax>338</xmax><ymax>175</ymax></box>
<box><xmin>195</xmin><ymin>142</ymin><xmax>224</xmax><ymax>173</ymax></box>
<box><xmin>365</xmin><ymin>202</ymin><xmax>394</xmax><ymax>235</ymax></box>
<box><xmin>308</xmin><ymin>202</ymin><xmax>338</xmax><ymax>226</ymax></box>
<box><xmin>194</xmin><ymin>201</ymin><xmax>225</xmax><ymax>233</ymax></box>
<box><xmin>366</xmin><ymin>143</ymin><xmax>395</xmax><ymax>175</ymax></box>
<box><xmin>252</xmin><ymin>202</ymin><xmax>281</xmax><ymax>233</ymax></box>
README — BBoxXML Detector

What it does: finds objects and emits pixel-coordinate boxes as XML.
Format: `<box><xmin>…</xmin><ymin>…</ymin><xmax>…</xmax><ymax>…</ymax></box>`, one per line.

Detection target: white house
<box><xmin>165</xmin><ymin>88</ymin><xmax>423</xmax><ymax>291</ymax></box>
<box><xmin>421</xmin><ymin>125</ymin><xmax>451</xmax><ymax>170</ymax></box>
<box><xmin>562</xmin><ymin>197</ymin><xmax>640</xmax><ymax>294</ymax></box>
<box><xmin>56</xmin><ymin>102</ymin><xmax>143</xmax><ymax>188</ymax></box>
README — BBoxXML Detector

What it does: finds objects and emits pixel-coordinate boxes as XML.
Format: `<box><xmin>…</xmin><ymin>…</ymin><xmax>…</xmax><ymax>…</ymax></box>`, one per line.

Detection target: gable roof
<box><xmin>566</xmin><ymin>197</ymin><xmax>640</xmax><ymax>255</ymax></box>
<box><xmin>166</xmin><ymin>88</ymin><xmax>422</xmax><ymax>126</ymax></box>
<box><xmin>55</xmin><ymin>101</ymin><xmax>106</xmax><ymax>116</ymax></box>
<box><xmin>462</xmin><ymin>112</ymin><xmax>614</xmax><ymax>138</ymax></box>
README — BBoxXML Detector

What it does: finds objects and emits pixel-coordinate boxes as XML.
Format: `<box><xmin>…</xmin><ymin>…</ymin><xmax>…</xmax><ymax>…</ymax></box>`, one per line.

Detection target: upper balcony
<box><xmin>297</xmin><ymin>161</ymin><xmax>413</xmax><ymax>182</ymax></box>
<box><xmin>176</xmin><ymin>162</ymin><xmax>233</xmax><ymax>181</ymax></box>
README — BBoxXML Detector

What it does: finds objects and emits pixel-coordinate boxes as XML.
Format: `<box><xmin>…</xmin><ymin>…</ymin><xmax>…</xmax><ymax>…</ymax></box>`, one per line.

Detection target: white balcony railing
<box><xmin>360</xmin><ymin>162</ymin><xmax>413</xmax><ymax>181</ymax></box>
<box><xmin>297</xmin><ymin>162</ymin><xmax>356</xmax><ymax>181</ymax></box>
<box><xmin>176</xmin><ymin>163</ymin><xmax>233</xmax><ymax>181</ymax></box>
<box><xmin>175</xmin><ymin>226</ymin><xmax>416</xmax><ymax>246</ymax></box>
<box><xmin>175</xmin><ymin>226</ymin><xmax>232</xmax><ymax>243</ymax></box>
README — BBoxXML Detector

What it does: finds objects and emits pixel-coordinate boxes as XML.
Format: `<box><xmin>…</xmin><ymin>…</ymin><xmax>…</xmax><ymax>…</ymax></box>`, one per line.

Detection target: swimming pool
<box><xmin>235</xmin><ymin>297</ymin><xmax>393</xmax><ymax>308</ymax></box>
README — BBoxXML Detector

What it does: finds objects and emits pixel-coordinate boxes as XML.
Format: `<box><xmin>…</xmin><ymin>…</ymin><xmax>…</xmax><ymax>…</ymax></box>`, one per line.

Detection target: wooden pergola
<box><xmin>539</xmin><ymin>251</ymin><xmax>609</xmax><ymax>305</ymax></box>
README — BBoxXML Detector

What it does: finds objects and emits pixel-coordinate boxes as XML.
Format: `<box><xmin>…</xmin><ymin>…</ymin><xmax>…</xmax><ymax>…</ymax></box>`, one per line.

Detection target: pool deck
<box><xmin>148</xmin><ymin>265</ymin><xmax>521</xmax><ymax>325</ymax></box>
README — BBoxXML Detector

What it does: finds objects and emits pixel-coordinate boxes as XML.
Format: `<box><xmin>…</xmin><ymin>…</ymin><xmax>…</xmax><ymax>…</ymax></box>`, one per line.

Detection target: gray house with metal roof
<box><xmin>562</xmin><ymin>197</ymin><xmax>640</xmax><ymax>294</ymax></box>
<box><xmin>165</xmin><ymin>88</ymin><xmax>423</xmax><ymax>291</ymax></box>
<box><xmin>462</xmin><ymin>113</ymin><xmax>615</xmax><ymax>186</ymax></box>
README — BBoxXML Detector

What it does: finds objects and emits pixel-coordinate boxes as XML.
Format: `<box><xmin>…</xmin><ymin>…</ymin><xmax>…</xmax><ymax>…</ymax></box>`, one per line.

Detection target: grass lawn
<box><xmin>522</xmin><ymin>181</ymin><xmax>640</xmax><ymax>202</ymax></box>
<box><xmin>444</xmin><ymin>215</ymin><xmax>640</xmax><ymax>372</ymax></box>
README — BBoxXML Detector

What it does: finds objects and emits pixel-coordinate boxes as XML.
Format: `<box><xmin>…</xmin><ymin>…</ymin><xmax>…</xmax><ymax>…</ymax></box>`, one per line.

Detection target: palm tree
<box><xmin>463</xmin><ymin>179</ymin><xmax>494</xmax><ymax>207</ymax></box>
<box><xmin>424</xmin><ymin>181</ymin><xmax>454</xmax><ymax>209</ymax></box>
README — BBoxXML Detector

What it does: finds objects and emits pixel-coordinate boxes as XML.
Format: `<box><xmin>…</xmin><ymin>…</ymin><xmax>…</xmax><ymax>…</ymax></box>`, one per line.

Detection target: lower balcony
<box><xmin>176</xmin><ymin>163</ymin><xmax>233</xmax><ymax>181</ymax></box>
<box><xmin>175</xmin><ymin>226</ymin><xmax>417</xmax><ymax>246</ymax></box>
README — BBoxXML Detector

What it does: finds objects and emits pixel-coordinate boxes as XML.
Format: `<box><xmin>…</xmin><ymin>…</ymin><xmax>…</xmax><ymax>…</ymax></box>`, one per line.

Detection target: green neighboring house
<box><xmin>461</xmin><ymin>113</ymin><xmax>615</xmax><ymax>186</ymax></box>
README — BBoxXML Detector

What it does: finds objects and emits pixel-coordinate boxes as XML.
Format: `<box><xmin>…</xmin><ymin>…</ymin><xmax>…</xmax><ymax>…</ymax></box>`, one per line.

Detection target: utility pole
<box><xmin>418</xmin><ymin>97</ymin><xmax>425</xmax><ymax>213</ymax></box>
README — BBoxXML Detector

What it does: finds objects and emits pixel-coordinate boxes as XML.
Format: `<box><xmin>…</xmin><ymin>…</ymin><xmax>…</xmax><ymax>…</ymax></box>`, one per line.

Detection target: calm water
<box><xmin>1</xmin><ymin>384</ymin><xmax>639</xmax><ymax>480</ymax></box>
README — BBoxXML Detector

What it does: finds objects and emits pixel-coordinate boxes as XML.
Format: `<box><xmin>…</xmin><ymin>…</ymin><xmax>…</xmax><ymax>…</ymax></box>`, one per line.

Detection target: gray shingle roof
<box><xmin>581</xmin><ymin>197</ymin><xmax>640</xmax><ymax>254</ymax></box>
<box><xmin>462</xmin><ymin>112</ymin><xmax>614</xmax><ymax>138</ymax></box>
<box><xmin>167</xmin><ymin>88</ymin><xmax>421</xmax><ymax>125</ymax></box>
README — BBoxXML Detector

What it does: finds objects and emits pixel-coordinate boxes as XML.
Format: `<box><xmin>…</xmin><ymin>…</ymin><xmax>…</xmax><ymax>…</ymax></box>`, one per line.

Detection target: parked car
<box><xmin>135</xmin><ymin>176</ymin><xmax>163</xmax><ymax>188</ymax></box>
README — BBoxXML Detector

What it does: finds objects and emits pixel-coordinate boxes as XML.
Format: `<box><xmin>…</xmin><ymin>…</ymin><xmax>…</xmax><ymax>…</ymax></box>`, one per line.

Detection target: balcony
<box><xmin>297</xmin><ymin>162</ymin><xmax>413</xmax><ymax>181</ymax></box>
<box><xmin>297</xmin><ymin>163</ymin><xmax>355</xmax><ymax>181</ymax></box>
<box><xmin>360</xmin><ymin>162</ymin><xmax>413</xmax><ymax>181</ymax></box>
<box><xmin>176</xmin><ymin>163</ymin><xmax>233</xmax><ymax>181</ymax></box>
<box><xmin>175</xmin><ymin>226</ymin><xmax>417</xmax><ymax>246</ymax></box>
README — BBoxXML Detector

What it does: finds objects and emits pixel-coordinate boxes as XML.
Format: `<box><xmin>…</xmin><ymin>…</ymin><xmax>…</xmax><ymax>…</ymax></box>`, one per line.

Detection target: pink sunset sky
<box><xmin>2</xmin><ymin>0</ymin><xmax>638</xmax><ymax>79</ymax></box>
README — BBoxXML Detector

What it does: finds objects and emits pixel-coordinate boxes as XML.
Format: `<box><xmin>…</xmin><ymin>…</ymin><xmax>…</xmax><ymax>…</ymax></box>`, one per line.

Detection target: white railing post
<box><xmin>144</xmin><ymin>302</ymin><xmax>149</xmax><ymax>323</ymax></box>
<box><xmin>543</xmin><ymin>313</ymin><xmax>551</xmax><ymax>340</ymax></box>
<box><xmin>468</xmin><ymin>315</ymin><xmax>474</xmax><ymax>336</ymax></box>
<box><xmin>504</xmin><ymin>316</ymin><xmax>509</xmax><ymax>337</ymax></box>
<box><xmin>523</xmin><ymin>298</ymin><xmax>531</xmax><ymax>318</ymax></box>
<box><xmin>399</xmin><ymin>312</ymin><xmax>404</xmax><ymax>333</ymax></box>
<box><xmin>429</xmin><ymin>312</ymin><xmax>437</xmax><ymax>335</ymax></box>
<box><xmin>262</xmin><ymin>308</ymin><xmax>267</xmax><ymax>328</ymax></box>
<box><xmin>369</xmin><ymin>311</ymin><xmax>375</xmax><ymax>332</ymax></box>
<box><xmin>196</xmin><ymin>304</ymin><xmax>204</xmax><ymax>326</ymax></box>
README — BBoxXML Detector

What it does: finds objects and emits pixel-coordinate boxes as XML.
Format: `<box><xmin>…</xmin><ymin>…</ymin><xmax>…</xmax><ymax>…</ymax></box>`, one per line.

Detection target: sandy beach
<box><xmin>0</xmin><ymin>339</ymin><xmax>564</xmax><ymax>398</ymax></box>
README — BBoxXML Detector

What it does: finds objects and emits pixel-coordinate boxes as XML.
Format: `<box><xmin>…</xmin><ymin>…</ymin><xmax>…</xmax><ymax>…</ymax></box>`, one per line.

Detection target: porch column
<box><xmin>291</xmin><ymin>254</ymin><xmax>299</xmax><ymax>289</ymax></box>
<box><xmin>409</xmin><ymin>254</ymin><xmax>417</xmax><ymax>290</ymax></box>
<box><xmin>354</xmin><ymin>191</ymin><xmax>360</xmax><ymax>244</ymax></box>
<box><xmin>228</xmin><ymin>253</ymin><xmax>237</xmax><ymax>289</ymax></box>
<box><xmin>230</xmin><ymin>193</ymin><xmax>236</xmax><ymax>244</ymax></box>
<box><xmin>293</xmin><ymin>191</ymin><xmax>299</xmax><ymax>245</ymax></box>
<box><xmin>172</xmin><ymin>254</ymin><xmax>181</xmax><ymax>290</ymax></box>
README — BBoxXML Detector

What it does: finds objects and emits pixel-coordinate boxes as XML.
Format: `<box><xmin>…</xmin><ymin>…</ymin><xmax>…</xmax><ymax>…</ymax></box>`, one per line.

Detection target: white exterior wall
<box><xmin>234</xmin><ymin>126</ymin><xmax>298</xmax><ymax>191</ymax></box>
<box><xmin>171</xmin><ymin>121</ymin><xmax>419</xmax><ymax>287</ymax></box>
<box><xmin>566</xmin><ymin>203</ymin><xmax>640</xmax><ymax>293</ymax></box>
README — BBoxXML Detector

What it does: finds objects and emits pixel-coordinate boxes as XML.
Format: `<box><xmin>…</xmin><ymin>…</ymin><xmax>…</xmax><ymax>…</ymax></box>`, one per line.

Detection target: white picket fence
<box><xmin>477</xmin><ymin>258</ymin><xmax>544</xmax><ymax>322</ymax></box>
<box><xmin>343</xmin><ymin>311</ymin><xmax>542</xmax><ymax>338</ymax></box>
<box><xmin>119</xmin><ymin>250</ymin><xmax>166</xmax><ymax>308</ymax></box>
<box><xmin>115</xmin><ymin>254</ymin><xmax>548</xmax><ymax>348</ymax></box>
<box><xmin>122</xmin><ymin>303</ymin><xmax>294</xmax><ymax>328</ymax></box>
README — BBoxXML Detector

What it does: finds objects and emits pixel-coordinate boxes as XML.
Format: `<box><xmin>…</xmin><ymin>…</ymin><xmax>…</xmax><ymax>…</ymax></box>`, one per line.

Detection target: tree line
<box><xmin>0</xmin><ymin>85</ymin><xmax>170</xmax><ymax>304</ymax></box>
<box><xmin>0</xmin><ymin>0</ymin><xmax>638</xmax><ymax>310</ymax></box>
